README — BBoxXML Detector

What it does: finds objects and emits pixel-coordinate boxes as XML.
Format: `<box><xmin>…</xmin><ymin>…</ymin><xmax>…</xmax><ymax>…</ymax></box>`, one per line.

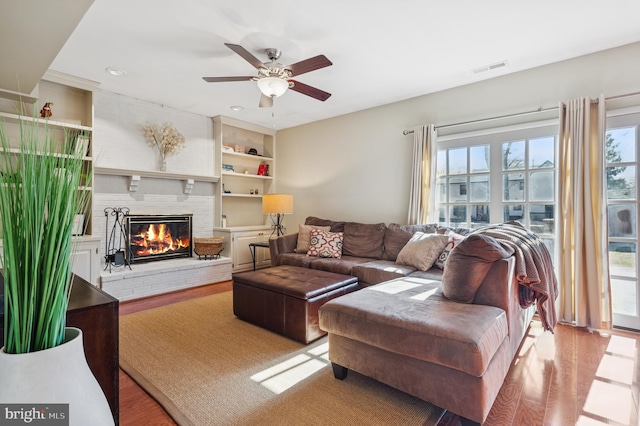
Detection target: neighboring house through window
<box><xmin>435</xmin><ymin>123</ymin><xmax>558</xmax><ymax>259</ymax></box>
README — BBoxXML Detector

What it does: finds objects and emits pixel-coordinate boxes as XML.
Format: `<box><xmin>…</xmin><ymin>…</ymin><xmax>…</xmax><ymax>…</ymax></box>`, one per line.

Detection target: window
<box><xmin>606</xmin><ymin>113</ymin><xmax>640</xmax><ymax>329</ymax></box>
<box><xmin>435</xmin><ymin>124</ymin><xmax>558</xmax><ymax>257</ymax></box>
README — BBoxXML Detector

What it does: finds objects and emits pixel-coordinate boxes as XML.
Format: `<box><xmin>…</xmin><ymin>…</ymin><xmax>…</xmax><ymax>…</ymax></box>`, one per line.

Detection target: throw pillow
<box><xmin>434</xmin><ymin>231</ymin><xmax>466</xmax><ymax>270</ymax></box>
<box><xmin>441</xmin><ymin>234</ymin><xmax>515</xmax><ymax>303</ymax></box>
<box><xmin>381</xmin><ymin>223</ymin><xmax>439</xmax><ymax>260</ymax></box>
<box><xmin>395</xmin><ymin>232</ymin><xmax>449</xmax><ymax>271</ymax></box>
<box><xmin>295</xmin><ymin>224</ymin><xmax>331</xmax><ymax>253</ymax></box>
<box><xmin>307</xmin><ymin>229</ymin><xmax>344</xmax><ymax>258</ymax></box>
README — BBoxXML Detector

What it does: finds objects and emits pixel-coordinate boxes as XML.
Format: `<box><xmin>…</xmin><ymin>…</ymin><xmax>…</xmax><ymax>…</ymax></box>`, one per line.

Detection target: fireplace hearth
<box><xmin>125</xmin><ymin>214</ymin><xmax>193</xmax><ymax>263</ymax></box>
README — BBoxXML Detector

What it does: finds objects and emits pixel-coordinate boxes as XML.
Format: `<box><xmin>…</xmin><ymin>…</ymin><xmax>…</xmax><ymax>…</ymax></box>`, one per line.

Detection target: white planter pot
<box><xmin>0</xmin><ymin>327</ymin><xmax>114</xmax><ymax>426</ymax></box>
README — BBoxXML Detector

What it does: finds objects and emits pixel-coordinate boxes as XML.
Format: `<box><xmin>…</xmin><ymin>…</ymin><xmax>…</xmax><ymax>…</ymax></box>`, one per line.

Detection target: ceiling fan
<box><xmin>203</xmin><ymin>43</ymin><xmax>333</xmax><ymax>108</ymax></box>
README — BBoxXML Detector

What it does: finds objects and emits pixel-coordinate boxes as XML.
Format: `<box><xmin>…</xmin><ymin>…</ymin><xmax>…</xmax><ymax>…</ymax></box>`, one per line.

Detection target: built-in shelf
<box><xmin>0</xmin><ymin>147</ymin><xmax>92</xmax><ymax>161</ymax></box>
<box><xmin>95</xmin><ymin>167</ymin><xmax>220</xmax><ymax>183</ymax></box>
<box><xmin>0</xmin><ymin>111</ymin><xmax>92</xmax><ymax>131</ymax></box>
<box><xmin>222</xmin><ymin>171</ymin><xmax>272</xmax><ymax>180</ymax></box>
<box><xmin>222</xmin><ymin>151</ymin><xmax>273</xmax><ymax>161</ymax></box>
<box><xmin>222</xmin><ymin>193</ymin><xmax>263</xmax><ymax>198</ymax></box>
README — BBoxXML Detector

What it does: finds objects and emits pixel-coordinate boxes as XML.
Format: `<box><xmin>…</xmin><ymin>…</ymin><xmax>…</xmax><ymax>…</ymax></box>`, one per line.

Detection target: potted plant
<box><xmin>0</xmin><ymin>117</ymin><xmax>113</xmax><ymax>425</ymax></box>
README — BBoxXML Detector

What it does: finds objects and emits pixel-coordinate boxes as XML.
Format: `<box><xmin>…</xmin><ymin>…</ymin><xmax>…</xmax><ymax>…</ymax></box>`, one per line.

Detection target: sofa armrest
<box><xmin>269</xmin><ymin>233</ymin><xmax>299</xmax><ymax>267</ymax></box>
<box><xmin>473</xmin><ymin>257</ymin><xmax>515</xmax><ymax>312</ymax></box>
<box><xmin>474</xmin><ymin>257</ymin><xmax>535</xmax><ymax>355</ymax></box>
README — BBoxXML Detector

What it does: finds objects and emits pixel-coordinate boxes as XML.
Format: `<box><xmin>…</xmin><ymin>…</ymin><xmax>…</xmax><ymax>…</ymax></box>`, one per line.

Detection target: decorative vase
<box><xmin>0</xmin><ymin>327</ymin><xmax>114</xmax><ymax>426</ymax></box>
<box><xmin>160</xmin><ymin>156</ymin><xmax>166</xmax><ymax>171</ymax></box>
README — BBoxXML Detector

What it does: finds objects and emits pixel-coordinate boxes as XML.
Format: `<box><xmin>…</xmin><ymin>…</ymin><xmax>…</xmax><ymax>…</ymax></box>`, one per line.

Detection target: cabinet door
<box><xmin>71</xmin><ymin>239</ymin><xmax>100</xmax><ymax>286</ymax></box>
<box><xmin>233</xmin><ymin>233</ymin><xmax>261</xmax><ymax>271</ymax></box>
<box><xmin>71</xmin><ymin>247</ymin><xmax>93</xmax><ymax>285</ymax></box>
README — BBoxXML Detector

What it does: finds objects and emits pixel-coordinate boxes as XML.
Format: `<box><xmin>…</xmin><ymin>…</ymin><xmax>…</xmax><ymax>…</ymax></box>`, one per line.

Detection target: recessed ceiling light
<box><xmin>230</xmin><ymin>105</ymin><xmax>243</xmax><ymax>112</ymax></box>
<box><xmin>105</xmin><ymin>67</ymin><xmax>127</xmax><ymax>76</ymax></box>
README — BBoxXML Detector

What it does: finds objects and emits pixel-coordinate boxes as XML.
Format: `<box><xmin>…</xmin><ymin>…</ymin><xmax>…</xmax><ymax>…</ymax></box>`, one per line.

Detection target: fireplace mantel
<box><xmin>95</xmin><ymin>167</ymin><xmax>220</xmax><ymax>193</ymax></box>
<box><xmin>95</xmin><ymin>166</ymin><xmax>219</xmax><ymax>182</ymax></box>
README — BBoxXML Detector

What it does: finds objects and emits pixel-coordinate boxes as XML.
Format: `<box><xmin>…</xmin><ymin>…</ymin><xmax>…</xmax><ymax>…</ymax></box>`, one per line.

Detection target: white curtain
<box><xmin>407</xmin><ymin>124</ymin><xmax>437</xmax><ymax>225</ymax></box>
<box><xmin>558</xmin><ymin>95</ymin><xmax>612</xmax><ymax>330</ymax></box>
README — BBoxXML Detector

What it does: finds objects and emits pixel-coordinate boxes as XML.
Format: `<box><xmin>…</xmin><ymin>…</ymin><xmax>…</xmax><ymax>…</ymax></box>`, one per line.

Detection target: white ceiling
<box><xmin>46</xmin><ymin>0</ymin><xmax>640</xmax><ymax>130</ymax></box>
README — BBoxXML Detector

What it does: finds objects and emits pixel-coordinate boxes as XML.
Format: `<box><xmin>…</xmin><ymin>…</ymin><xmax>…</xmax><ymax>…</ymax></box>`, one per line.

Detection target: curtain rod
<box><xmin>402</xmin><ymin>90</ymin><xmax>640</xmax><ymax>135</ymax></box>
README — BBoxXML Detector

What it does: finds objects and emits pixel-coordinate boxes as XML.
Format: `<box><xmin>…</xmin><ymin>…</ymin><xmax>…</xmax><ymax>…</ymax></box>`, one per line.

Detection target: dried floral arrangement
<box><xmin>143</xmin><ymin>122</ymin><xmax>186</xmax><ymax>165</ymax></box>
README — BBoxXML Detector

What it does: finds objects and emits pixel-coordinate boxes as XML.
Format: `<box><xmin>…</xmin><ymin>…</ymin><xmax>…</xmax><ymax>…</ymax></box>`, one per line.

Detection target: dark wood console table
<box><xmin>0</xmin><ymin>275</ymin><xmax>119</xmax><ymax>424</ymax></box>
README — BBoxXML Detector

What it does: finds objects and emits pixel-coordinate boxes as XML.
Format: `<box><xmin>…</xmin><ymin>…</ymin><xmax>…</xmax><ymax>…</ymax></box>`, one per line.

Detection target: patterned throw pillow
<box><xmin>295</xmin><ymin>224</ymin><xmax>331</xmax><ymax>253</ymax></box>
<box><xmin>307</xmin><ymin>229</ymin><xmax>344</xmax><ymax>258</ymax></box>
<box><xmin>395</xmin><ymin>232</ymin><xmax>449</xmax><ymax>271</ymax></box>
<box><xmin>434</xmin><ymin>231</ymin><xmax>466</xmax><ymax>270</ymax></box>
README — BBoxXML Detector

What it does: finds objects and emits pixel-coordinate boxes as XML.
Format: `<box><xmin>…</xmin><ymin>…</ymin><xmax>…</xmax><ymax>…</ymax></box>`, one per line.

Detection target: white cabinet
<box><xmin>213</xmin><ymin>226</ymin><xmax>271</xmax><ymax>272</ymax></box>
<box><xmin>70</xmin><ymin>236</ymin><xmax>101</xmax><ymax>286</ymax></box>
<box><xmin>0</xmin><ymin>236</ymin><xmax>101</xmax><ymax>286</ymax></box>
<box><xmin>213</xmin><ymin>116</ymin><xmax>276</xmax><ymax>228</ymax></box>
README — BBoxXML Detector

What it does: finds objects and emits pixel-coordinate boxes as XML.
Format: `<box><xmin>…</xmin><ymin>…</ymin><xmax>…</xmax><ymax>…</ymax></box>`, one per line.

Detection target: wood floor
<box><xmin>118</xmin><ymin>281</ymin><xmax>640</xmax><ymax>426</ymax></box>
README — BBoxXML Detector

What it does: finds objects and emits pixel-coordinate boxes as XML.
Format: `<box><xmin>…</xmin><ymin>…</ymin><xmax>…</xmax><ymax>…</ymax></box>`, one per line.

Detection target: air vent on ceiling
<box><xmin>472</xmin><ymin>60</ymin><xmax>509</xmax><ymax>74</ymax></box>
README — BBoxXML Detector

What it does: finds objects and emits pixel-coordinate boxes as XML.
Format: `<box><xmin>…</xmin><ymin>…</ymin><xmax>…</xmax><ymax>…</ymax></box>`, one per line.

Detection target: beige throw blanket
<box><xmin>472</xmin><ymin>222</ymin><xmax>558</xmax><ymax>332</ymax></box>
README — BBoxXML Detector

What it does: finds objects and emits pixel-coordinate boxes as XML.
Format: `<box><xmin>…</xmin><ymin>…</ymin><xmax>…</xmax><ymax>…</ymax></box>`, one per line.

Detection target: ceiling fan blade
<box><xmin>286</xmin><ymin>55</ymin><xmax>332</xmax><ymax>77</ymax></box>
<box><xmin>259</xmin><ymin>94</ymin><xmax>273</xmax><ymax>108</ymax></box>
<box><xmin>224</xmin><ymin>43</ymin><xmax>266</xmax><ymax>69</ymax></box>
<box><xmin>288</xmin><ymin>80</ymin><xmax>331</xmax><ymax>101</ymax></box>
<box><xmin>202</xmin><ymin>76</ymin><xmax>254</xmax><ymax>82</ymax></box>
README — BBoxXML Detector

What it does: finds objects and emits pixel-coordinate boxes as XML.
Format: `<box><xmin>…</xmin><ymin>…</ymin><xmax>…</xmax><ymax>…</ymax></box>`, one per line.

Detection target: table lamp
<box><xmin>262</xmin><ymin>193</ymin><xmax>294</xmax><ymax>237</ymax></box>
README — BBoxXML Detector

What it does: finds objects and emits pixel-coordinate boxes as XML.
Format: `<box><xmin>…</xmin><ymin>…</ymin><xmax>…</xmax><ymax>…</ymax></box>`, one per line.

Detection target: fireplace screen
<box><xmin>125</xmin><ymin>214</ymin><xmax>193</xmax><ymax>263</ymax></box>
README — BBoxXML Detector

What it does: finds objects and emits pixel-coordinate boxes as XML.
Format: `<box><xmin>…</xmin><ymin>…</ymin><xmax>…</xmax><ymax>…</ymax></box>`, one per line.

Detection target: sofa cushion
<box><xmin>351</xmin><ymin>260</ymin><xmax>417</xmax><ymax>286</ymax></box>
<box><xmin>295</xmin><ymin>224</ymin><xmax>331</xmax><ymax>253</ymax></box>
<box><xmin>396</xmin><ymin>232</ymin><xmax>449</xmax><ymax>271</ymax></box>
<box><xmin>442</xmin><ymin>234</ymin><xmax>514</xmax><ymax>303</ymax></box>
<box><xmin>382</xmin><ymin>223</ymin><xmax>439</xmax><ymax>261</ymax></box>
<box><xmin>276</xmin><ymin>253</ymin><xmax>316</xmax><ymax>268</ymax></box>
<box><xmin>307</xmin><ymin>230</ymin><xmax>344</xmax><ymax>258</ymax></box>
<box><xmin>319</xmin><ymin>277</ymin><xmax>509</xmax><ymax>377</ymax></box>
<box><xmin>342</xmin><ymin>221</ymin><xmax>387</xmax><ymax>259</ymax></box>
<box><xmin>309</xmin><ymin>255</ymin><xmax>370</xmax><ymax>276</ymax></box>
<box><xmin>407</xmin><ymin>268</ymin><xmax>444</xmax><ymax>281</ymax></box>
<box><xmin>305</xmin><ymin>216</ymin><xmax>346</xmax><ymax>233</ymax></box>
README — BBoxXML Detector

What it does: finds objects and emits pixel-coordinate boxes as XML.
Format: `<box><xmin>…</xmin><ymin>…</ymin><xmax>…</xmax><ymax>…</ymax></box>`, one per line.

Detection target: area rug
<box><xmin>119</xmin><ymin>291</ymin><xmax>446</xmax><ymax>426</ymax></box>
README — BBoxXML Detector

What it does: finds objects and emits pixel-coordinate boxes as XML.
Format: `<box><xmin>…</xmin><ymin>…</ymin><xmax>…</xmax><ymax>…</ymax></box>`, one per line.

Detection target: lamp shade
<box><xmin>257</xmin><ymin>77</ymin><xmax>289</xmax><ymax>98</ymax></box>
<box><xmin>262</xmin><ymin>194</ymin><xmax>294</xmax><ymax>214</ymax></box>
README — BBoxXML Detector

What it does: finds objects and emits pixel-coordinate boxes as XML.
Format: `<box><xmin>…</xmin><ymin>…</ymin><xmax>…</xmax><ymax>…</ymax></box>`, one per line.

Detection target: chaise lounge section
<box><xmin>319</xmin><ymin>257</ymin><xmax>534</xmax><ymax>425</ymax></box>
<box><xmin>268</xmin><ymin>217</ymin><xmax>555</xmax><ymax>424</ymax></box>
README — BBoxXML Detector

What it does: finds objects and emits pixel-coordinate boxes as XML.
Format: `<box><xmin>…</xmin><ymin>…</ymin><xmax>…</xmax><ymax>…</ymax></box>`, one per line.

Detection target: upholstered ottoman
<box><xmin>232</xmin><ymin>265</ymin><xmax>358</xmax><ymax>343</ymax></box>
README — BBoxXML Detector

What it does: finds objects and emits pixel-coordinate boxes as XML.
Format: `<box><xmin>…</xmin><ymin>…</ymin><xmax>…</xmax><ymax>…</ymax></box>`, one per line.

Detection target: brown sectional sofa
<box><xmin>268</xmin><ymin>217</ymin><xmax>538</xmax><ymax>425</ymax></box>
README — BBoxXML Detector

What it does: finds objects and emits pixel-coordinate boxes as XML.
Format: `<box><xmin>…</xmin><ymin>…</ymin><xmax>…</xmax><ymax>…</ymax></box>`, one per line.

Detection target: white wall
<box><xmin>276</xmin><ymin>41</ymin><xmax>640</xmax><ymax>229</ymax></box>
<box><xmin>93</xmin><ymin>90</ymin><xmax>214</xmax><ymax>175</ymax></box>
<box><xmin>92</xmin><ymin>90</ymin><xmax>216</xmax><ymax>262</ymax></box>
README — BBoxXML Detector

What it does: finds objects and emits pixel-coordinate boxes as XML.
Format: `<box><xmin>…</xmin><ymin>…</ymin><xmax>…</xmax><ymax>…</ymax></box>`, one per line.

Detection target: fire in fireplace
<box><xmin>125</xmin><ymin>214</ymin><xmax>193</xmax><ymax>263</ymax></box>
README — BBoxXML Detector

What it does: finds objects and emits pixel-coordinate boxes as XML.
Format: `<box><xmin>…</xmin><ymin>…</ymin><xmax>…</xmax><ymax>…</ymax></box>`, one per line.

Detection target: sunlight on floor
<box><xmin>250</xmin><ymin>342</ymin><xmax>330</xmax><ymax>394</ymax></box>
<box><xmin>583</xmin><ymin>380</ymin><xmax>632</xmax><ymax>424</ymax></box>
<box><xmin>580</xmin><ymin>334</ymin><xmax>637</xmax><ymax>425</ymax></box>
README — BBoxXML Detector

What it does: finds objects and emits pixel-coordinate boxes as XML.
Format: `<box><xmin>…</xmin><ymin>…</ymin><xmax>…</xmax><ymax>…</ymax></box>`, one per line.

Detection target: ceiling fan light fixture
<box><xmin>257</xmin><ymin>77</ymin><xmax>289</xmax><ymax>98</ymax></box>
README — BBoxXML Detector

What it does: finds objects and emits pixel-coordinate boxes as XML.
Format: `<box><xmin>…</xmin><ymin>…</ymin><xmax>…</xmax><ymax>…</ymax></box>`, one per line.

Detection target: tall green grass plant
<box><xmin>0</xmin><ymin>117</ymin><xmax>91</xmax><ymax>354</ymax></box>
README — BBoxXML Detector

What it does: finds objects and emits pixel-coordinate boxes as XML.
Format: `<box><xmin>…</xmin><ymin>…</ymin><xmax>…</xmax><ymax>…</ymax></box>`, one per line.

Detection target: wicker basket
<box><xmin>193</xmin><ymin>237</ymin><xmax>224</xmax><ymax>256</ymax></box>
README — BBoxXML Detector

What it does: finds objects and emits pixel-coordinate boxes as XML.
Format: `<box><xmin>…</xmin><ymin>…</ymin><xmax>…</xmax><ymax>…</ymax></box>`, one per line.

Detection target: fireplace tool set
<box><xmin>103</xmin><ymin>207</ymin><xmax>132</xmax><ymax>272</ymax></box>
